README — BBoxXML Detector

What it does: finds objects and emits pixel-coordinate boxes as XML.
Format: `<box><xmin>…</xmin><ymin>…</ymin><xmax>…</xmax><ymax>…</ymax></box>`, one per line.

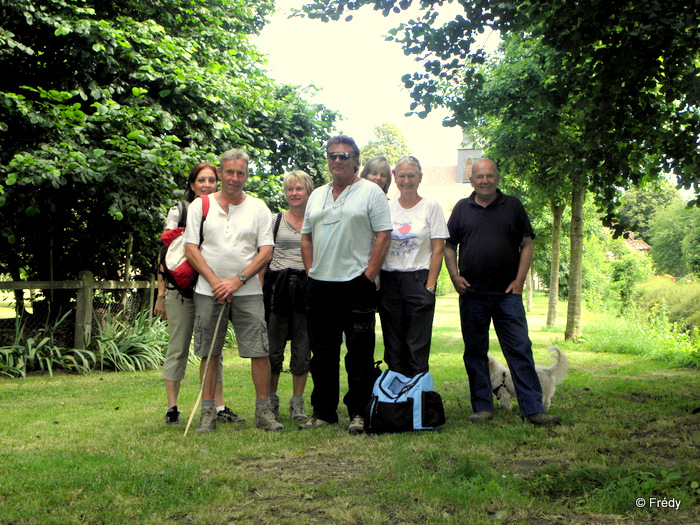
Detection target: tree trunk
<box><xmin>546</xmin><ymin>201</ymin><xmax>566</xmax><ymax>328</ymax></box>
<box><xmin>565</xmin><ymin>173</ymin><xmax>585</xmax><ymax>341</ymax></box>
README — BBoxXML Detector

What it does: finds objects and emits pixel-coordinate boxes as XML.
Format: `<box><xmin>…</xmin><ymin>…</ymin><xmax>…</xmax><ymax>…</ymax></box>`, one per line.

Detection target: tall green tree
<box><xmin>0</xmin><ymin>0</ymin><xmax>337</xmax><ymax>287</ymax></box>
<box><xmin>472</xmin><ymin>36</ymin><xmax>574</xmax><ymax>330</ymax></box>
<box><xmin>300</xmin><ymin>0</ymin><xmax>700</xmax><ymax>341</ymax></box>
<box><xmin>616</xmin><ymin>182</ymin><xmax>682</xmax><ymax>242</ymax></box>
<box><xmin>360</xmin><ymin>122</ymin><xmax>410</xmax><ymax>165</ymax></box>
<box><xmin>649</xmin><ymin>202</ymin><xmax>700</xmax><ymax>278</ymax></box>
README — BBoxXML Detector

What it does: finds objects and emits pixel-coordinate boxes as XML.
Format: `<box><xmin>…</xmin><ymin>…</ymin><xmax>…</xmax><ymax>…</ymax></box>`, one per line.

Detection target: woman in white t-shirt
<box><xmin>378</xmin><ymin>156</ymin><xmax>448</xmax><ymax>376</ymax></box>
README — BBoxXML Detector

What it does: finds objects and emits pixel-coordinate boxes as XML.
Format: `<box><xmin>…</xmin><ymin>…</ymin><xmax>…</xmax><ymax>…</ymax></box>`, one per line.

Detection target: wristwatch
<box><xmin>426</xmin><ymin>286</ymin><xmax>435</xmax><ymax>293</ymax></box>
<box><xmin>236</xmin><ymin>273</ymin><xmax>248</xmax><ymax>285</ymax></box>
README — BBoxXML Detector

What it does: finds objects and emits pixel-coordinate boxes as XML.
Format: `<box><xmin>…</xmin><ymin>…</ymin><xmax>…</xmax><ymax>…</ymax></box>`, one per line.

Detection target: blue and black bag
<box><xmin>364</xmin><ymin>370</ymin><xmax>446</xmax><ymax>433</ymax></box>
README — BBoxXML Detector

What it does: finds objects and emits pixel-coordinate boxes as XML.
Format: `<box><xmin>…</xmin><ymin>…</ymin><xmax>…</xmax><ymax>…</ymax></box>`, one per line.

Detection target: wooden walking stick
<box><xmin>184</xmin><ymin>302</ymin><xmax>227</xmax><ymax>436</ymax></box>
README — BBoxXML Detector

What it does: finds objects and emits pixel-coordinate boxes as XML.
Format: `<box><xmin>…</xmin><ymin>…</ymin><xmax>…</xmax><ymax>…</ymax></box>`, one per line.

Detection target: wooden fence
<box><xmin>0</xmin><ymin>271</ymin><xmax>157</xmax><ymax>349</ymax></box>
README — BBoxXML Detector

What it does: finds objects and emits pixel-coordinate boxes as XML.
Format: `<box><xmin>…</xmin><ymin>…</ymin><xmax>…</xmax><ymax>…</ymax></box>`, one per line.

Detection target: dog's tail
<box><xmin>546</xmin><ymin>346</ymin><xmax>568</xmax><ymax>385</ymax></box>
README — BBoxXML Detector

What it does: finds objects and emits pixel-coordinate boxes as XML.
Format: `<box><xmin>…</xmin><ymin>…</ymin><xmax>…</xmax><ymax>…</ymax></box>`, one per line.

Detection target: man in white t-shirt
<box><xmin>185</xmin><ymin>148</ymin><xmax>282</xmax><ymax>433</ymax></box>
<box><xmin>300</xmin><ymin>135</ymin><xmax>392</xmax><ymax>434</ymax></box>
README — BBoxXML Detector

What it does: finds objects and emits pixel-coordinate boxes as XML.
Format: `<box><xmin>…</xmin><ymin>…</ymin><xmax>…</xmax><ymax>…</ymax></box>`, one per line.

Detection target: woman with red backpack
<box><xmin>154</xmin><ymin>162</ymin><xmax>243</xmax><ymax>427</ymax></box>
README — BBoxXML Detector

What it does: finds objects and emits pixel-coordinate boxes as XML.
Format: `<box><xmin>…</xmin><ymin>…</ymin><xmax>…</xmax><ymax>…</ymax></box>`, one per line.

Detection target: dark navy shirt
<box><xmin>446</xmin><ymin>189</ymin><xmax>535</xmax><ymax>295</ymax></box>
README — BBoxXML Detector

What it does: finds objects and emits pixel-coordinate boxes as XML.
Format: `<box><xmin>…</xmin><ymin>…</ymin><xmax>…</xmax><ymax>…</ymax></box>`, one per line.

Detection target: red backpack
<box><xmin>159</xmin><ymin>195</ymin><xmax>210</xmax><ymax>298</ymax></box>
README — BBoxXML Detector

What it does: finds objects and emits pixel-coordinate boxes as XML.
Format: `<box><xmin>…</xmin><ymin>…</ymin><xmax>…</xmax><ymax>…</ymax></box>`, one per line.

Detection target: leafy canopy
<box><xmin>299</xmin><ymin>0</ymin><xmax>700</xmax><ymax>214</ymax></box>
<box><xmin>1</xmin><ymin>0</ymin><xmax>338</xmax><ymax>282</ymax></box>
<box><xmin>360</xmin><ymin>122</ymin><xmax>411</xmax><ymax>165</ymax></box>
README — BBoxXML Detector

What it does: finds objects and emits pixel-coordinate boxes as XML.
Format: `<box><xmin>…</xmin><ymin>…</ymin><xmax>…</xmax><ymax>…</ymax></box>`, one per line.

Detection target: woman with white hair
<box><xmin>378</xmin><ymin>156</ymin><xmax>448</xmax><ymax>377</ymax></box>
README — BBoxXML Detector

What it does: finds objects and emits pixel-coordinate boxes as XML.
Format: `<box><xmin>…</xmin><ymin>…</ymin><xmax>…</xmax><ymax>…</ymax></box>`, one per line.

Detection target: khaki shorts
<box><xmin>193</xmin><ymin>293</ymin><xmax>269</xmax><ymax>359</ymax></box>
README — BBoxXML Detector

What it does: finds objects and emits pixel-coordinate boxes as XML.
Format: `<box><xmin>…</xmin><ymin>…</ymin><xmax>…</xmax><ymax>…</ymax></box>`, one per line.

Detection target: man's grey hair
<box><xmin>220</xmin><ymin>148</ymin><xmax>250</xmax><ymax>168</ymax></box>
<box><xmin>471</xmin><ymin>157</ymin><xmax>500</xmax><ymax>176</ymax></box>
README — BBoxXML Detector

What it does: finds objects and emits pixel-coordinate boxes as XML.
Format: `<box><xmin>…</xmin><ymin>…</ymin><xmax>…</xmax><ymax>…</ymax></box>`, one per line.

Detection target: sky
<box><xmin>254</xmin><ymin>1</ymin><xmax>481</xmax><ymax>167</ymax></box>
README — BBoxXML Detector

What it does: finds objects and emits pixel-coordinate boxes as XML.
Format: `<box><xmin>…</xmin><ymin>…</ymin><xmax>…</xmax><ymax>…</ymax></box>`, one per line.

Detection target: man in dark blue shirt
<box><xmin>445</xmin><ymin>158</ymin><xmax>561</xmax><ymax>426</ymax></box>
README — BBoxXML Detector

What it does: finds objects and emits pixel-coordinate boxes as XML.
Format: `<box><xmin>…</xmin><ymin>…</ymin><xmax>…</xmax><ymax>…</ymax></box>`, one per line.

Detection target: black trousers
<box><xmin>306</xmin><ymin>274</ymin><xmax>379</xmax><ymax>421</ymax></box>
<box><xmin>377</xmin><ymin>269</ymin><xmax>435</xmax><ymax>377</ymax></box>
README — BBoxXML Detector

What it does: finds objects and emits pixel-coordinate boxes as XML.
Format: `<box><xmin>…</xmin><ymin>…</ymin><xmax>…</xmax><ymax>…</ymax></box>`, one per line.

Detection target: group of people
<box><xmin>155</xmin><ymin>134</ymin><xmax>561</xmax><ymax>435</ymax></box>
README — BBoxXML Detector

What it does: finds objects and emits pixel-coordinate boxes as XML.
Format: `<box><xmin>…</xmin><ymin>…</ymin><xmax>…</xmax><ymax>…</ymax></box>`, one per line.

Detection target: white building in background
<box><xmin>385</xmin><ymin>146</ymin><xmax>483</xmax><ymax>217</ymax></box>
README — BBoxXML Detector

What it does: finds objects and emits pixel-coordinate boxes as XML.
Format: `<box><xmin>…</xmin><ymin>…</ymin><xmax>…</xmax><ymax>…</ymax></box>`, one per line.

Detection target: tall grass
<box><xmin>91</xmin><ymin>310</ymin><xmax>169</xmax><ymax>372</ymax></box>
<box><xmin>0</xmin><ymin>311</ymin><xmax>94</xmax><ymax>377</ymax></box>
<box><xmin>578</xmin><ymin>300</ymin><xmax>700</xmax><ymax>368</ymax></box>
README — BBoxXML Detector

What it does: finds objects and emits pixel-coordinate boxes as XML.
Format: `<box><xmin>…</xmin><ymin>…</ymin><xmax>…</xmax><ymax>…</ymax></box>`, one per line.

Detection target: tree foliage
<box><xmin>649</xmin><ymin>201</ymin><xmax>700</xmax><ymax>278</ymax></box>
<box><xmin>359</xmin><ymin>122</ymin><xmax>410</xmax><ymax>165</ymax></box>
<box><xmin>465</xmin><ymin>35</ymin><xmax>576</xmax><ymax>329</ymax></box>
<box><xmin>616</xmin><ymin>181</ymin><xmax>682</xmax><ymax>242</ymax></box>
<box><xmin>300</xmin><ymin>0</ymin><xmax>700</xmax><ymax>212</ymax></box>
<box><xmin>0</xmin><ymin>0</ymin><xmax>338</xmax><ymax>283</ymax></box>
<box><xmin>299</xmin><ymin>0</ymin><xmax>700</xmax><ymax>341</ymax></box>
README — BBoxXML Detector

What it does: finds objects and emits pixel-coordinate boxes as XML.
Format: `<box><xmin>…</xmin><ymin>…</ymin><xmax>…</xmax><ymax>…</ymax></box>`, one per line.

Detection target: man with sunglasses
<box><xmin>300</xmin><ymin>135</ymin><xmax>392</xmax><ymax>434</ymax></box>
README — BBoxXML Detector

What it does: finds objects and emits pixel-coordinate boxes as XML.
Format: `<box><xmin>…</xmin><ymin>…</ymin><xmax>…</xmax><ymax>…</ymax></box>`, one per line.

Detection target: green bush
<box><xmin>0</xmin><ymin>311</ymin><xmax>95</xmax><ymax>378</ymax></box>
<box><xmin>1</xmin><ymin>307</ymin><xmax>173</xmax><ymax>377</ymax></box>
<box><xmin>580</xmin><ymin>228</ymin><xmax>613</xmax><ymax>309</ymax></box>
<box><xmin>608</xmin><ymin>250</ymin><xmax>654</xmax><ymax>311</ymax></box>
<box><xmin>632</xmin><ymin>276</ymin><xmax>700</xmax><ymax>332</ymax></box>
<box><xmin>90</xmin><ymin>310</ymin><xmax>168</xmax><ymax>372</ymax></box>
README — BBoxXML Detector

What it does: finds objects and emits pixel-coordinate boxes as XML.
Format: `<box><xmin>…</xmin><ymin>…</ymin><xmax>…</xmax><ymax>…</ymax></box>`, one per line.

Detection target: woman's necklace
<box><xmin>285</xmin><ymin>210</ymin><xmax>304</xmax><ymax>233</ymax></box>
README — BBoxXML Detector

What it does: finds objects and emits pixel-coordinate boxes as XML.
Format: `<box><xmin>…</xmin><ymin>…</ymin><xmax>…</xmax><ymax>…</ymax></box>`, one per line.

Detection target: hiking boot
<box><xmin>195</xmin><ymin>407</ymin><xmax>217</xmax><ymax>433</ymax></box>
<box><xmin>467</xmin><ymin>411</ymin><xmax>494</xmax><ymax>423</ymax></box>
<box><xmin>525</xmin><ymin>412</ymin><xmax>561</xmax><ymax>427</ymax></box>
<box><xmin>165</xmin><ymin>406</ymin><xmax>180</xmax><ymax>426</ymax></box>
<box><xmin>269</xmin><ymin>393</ymin><xmax>280</xmax><ymax>420</ymax></box>
<box><xmin>217</xmin><ymin>406</ymin><xmax>245</xmax><ymax>424</ymax></box>
<box><xmin>298</xmin><ymin>417</ymin><xmax>332</xmax><ymax>430</ymax></box>
<box><xmin>289</xmin><ymin>397</ymin><xmax>308</xmax><ymax>421</ymax></box>
<box><xmin>348</xmin><ymin>415</ymin><xmax>364</xmax><ymax>435</ymax></box>
<box><xmin>256</xmin><ymin>404</ymin><xmax>284</xmax><ymax>432</ymax></box>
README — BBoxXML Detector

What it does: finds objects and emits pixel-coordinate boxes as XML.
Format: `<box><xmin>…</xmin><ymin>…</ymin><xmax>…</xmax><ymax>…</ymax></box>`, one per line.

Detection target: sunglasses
<box><xmin>328</xmin><ymin>152</ymin><xmax>351</xmax><ymax>161</ymax></box>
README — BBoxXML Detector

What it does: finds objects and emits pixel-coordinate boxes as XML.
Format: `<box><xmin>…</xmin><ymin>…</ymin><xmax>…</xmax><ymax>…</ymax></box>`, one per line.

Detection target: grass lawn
<box><xmin>0</xmin><ymin>292</ymin><xmax>698</xmax><ymax>524</ymax></box>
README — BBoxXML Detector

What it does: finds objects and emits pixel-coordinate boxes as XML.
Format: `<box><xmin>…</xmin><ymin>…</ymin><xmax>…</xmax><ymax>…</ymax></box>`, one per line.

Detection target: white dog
<box><xmin>488</xmin><ymin>346</ymin><xmax>568</xmax><ymax>410</ymax></box>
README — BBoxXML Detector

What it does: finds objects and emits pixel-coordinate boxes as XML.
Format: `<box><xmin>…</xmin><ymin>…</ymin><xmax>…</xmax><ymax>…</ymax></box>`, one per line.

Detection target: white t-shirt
<box><xmin>382</xmin><ymin>198</ymin><xmax>448</xmax><ymax>272</ymax></box>
<box><xmin>164</xmin><ymin>203</ymin><xmax>184</xmax><ymax>230</ymax></box>
<box><xmin>302</xmin><ymin>178</ymin><xmax>392</xmax><ymax>282</ymax></box>
<box><xmin>184</xmin><ymin>194</ymin><xmax>273</xmax><ymax>296</ymax></box>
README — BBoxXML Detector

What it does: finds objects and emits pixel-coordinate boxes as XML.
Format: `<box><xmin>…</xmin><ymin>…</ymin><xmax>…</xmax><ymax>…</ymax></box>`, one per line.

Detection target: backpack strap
<box><xmin>199</xmin><ymin>194</ymin><xmax>210</xmax><ymax>246</ymax></box>
<box><xmin>176</xmin><ymin>200</ymin><xmax>188</xmax><ymax>228</ymax></box>
<box><xmin>273</xmin><ymin>211</ymin><xmax>283</xmax><ymax>242</ymax></box>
